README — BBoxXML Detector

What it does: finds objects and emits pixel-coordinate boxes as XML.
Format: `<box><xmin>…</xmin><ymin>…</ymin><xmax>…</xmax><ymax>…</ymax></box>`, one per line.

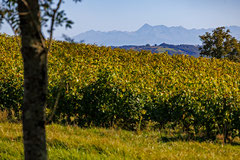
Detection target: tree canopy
<box><xmin>199</xmin><ymin>27</ymin><xmax>240</xmax><ymax>61</ymax></box>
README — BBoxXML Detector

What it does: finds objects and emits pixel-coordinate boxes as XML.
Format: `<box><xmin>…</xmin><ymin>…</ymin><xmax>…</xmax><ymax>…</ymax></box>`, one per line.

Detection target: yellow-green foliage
<box><xmin>0</xmin><ymin>34</ymin><xmax>240</xmax><ymax>140</ymax></box>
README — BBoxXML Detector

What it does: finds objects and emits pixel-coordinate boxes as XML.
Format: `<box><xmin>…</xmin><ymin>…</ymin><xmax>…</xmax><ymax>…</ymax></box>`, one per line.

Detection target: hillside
<box><xmin>73</xmin><ymin>24</ymin><xmax>240</xmax><ymax>46</ymax></box>
<box><xmin>113</xmin><ymin>43</ymin><xmax>201</xmax><ymax>57</ymax></box>
<box><xmin>1</xmin><ymin>34</ymin><xmax>240</xmax><ymax>141</ymax></box>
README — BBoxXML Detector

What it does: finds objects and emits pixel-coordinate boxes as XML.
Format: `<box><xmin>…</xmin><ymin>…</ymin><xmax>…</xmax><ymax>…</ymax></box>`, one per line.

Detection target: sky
<box><xmin>1</xmin><ymin>0</ymin><xmax>240</xmax><ymax>38</ymax></box>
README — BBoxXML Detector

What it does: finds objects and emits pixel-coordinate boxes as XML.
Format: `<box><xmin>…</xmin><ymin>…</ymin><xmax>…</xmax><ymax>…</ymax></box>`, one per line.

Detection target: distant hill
<box><xmin>112</xmin><ymin>43</ymin><xmax>201</xmax><ymax>57</ymax></box>
<box><xmin>73</xmin><ymin>24</ymin><xmax>240</xmax><ymax>46</ymax></box>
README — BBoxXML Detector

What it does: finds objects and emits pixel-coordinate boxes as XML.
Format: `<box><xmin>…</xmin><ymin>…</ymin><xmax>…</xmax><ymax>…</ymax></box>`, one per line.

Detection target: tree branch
<box><xmin>48</xmin><ymin>0</ymin><xmax>62</xmax><ymax>51</ymax></box>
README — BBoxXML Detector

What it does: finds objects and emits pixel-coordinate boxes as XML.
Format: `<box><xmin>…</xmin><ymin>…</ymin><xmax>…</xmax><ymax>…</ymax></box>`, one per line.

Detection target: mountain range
<box><xmin>73</xmin><ymin>24</ymin><xmax>240</xmax><ymax>46</ymax></box>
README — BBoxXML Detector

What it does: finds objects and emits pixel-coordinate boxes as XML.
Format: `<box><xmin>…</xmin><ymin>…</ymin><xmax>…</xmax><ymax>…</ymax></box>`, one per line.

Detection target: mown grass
<box><xmin>0</xmin><ymin>122</ymin><xmax>240</xmax><ymax>160</ymax></box>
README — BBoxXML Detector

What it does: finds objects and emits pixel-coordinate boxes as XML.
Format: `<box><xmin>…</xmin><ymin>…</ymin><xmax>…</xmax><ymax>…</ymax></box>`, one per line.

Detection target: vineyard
<box><xmin>1</xmin><ymin>34</ymin><xmax>240</xmax><ymax>142</ymax></box>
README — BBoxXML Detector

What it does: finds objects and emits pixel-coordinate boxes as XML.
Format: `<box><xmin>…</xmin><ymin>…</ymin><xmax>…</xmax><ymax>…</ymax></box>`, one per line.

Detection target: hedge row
<box><xmin>1</xmin><ymin>34</ymin><xmax>240</xmax><ymax>141</ymax></box>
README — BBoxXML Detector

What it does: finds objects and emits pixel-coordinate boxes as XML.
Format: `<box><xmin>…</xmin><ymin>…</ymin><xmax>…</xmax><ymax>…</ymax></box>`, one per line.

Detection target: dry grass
<box><xmin>0</xmin><ymin>110</ymin><xmax>8</xmax><ymax>122</ymax></box>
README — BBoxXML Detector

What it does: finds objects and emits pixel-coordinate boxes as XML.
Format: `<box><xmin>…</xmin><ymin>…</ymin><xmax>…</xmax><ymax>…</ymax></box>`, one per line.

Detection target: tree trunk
<box><xmin>18</xmin><ymin>0</ymin><xmax>48</xmax><ymax>159</ymax></box>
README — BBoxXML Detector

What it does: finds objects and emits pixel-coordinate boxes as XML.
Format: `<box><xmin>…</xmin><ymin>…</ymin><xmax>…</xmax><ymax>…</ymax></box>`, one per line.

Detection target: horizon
<box><xmin>1</xmin><ymin>0</ymin><xmax>240</xmax><ymax>38</ymax></box>
<box><xmin>78</xmin><ymin>23</ymin><xmax>240</xmax><ymax>33</ymax></box>
<box><xmin>73</xmin><ymin>24</ymin><xmax>240</xmax><ymax>46</ymax></box>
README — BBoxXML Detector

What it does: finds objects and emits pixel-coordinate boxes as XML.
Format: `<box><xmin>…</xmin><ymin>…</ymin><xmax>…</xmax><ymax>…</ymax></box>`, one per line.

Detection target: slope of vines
<box><xmin>1</xmin><ymin>34</ymin><xmax>240</xmax><ymax>141</ymax></box>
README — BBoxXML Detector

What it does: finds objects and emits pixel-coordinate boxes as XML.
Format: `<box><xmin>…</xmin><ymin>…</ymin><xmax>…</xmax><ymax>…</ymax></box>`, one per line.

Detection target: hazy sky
<box><xmin>1</xmin><ymin>0</ymin><xmax>240</xmax><ymax>38</ymax></box>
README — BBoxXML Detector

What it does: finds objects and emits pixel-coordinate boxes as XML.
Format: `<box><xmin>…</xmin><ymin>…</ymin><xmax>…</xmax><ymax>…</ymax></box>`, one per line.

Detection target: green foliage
<box><xmin>77</xmin><ymin>69</ymin><xmax>147</xmax><ymax>130</ymax></box>
<box><xmin>1</xmin><ymin>34</ymin><xmax>240</xmax><ymax>141</ymax></box>
<box><xmin>199</xmin><ymin>27</ymin><xmax>240</xmax><ymax>60</ymax></box>
<box><xmin>0</xmin><ymin>34</ymin><xmax>22</xmax><ymax>119</ymax></box>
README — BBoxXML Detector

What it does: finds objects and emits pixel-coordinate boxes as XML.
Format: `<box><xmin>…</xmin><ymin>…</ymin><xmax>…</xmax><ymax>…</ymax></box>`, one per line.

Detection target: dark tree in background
<box><xmin>199</xmin><ymin>27</ymin><xmax>240</xmax><ymax>61</ymax></box>
<box><xmin>0</xmin><ymin>0</ymin><xmax>81</xmax><ymax>159</ymax></box>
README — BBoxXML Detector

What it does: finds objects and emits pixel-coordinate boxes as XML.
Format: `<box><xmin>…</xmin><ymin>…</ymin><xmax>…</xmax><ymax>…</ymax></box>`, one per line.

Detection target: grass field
<box><xmin>0</xmin><ymin>122</ymin><xmax>240</xmax><ymax>160</ymax></box>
